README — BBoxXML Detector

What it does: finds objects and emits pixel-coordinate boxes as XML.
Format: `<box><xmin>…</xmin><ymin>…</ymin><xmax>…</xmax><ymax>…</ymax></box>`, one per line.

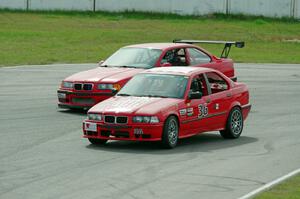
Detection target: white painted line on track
<box><xmin>238</xmin><ymin>168</ymin><xmax>300</xmax><ymax>199</ymax></box>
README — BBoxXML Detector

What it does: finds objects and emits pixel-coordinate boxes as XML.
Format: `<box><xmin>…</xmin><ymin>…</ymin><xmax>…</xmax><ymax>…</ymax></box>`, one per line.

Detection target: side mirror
<box><xmin>188</xmin><ymin>91</ymin><xmax>203</xmax><ymax>100</ymax></box>
<box><xmin>98</xmin><ymin>60</ymin><xmax>104</xmax><ymax>67</ymax></box>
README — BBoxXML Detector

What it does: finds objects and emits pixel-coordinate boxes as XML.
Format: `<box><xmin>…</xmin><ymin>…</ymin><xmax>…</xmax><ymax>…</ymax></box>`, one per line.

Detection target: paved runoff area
<box><xmin>0</xmin><ymin>63</ymin><xmax>300</xmax><ymax>199</ymax></box>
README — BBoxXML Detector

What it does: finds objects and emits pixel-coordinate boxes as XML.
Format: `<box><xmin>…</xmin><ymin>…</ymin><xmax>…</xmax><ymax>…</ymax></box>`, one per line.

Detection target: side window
<box><xmin>206</xmin><ymin>72</ymin><xmax>228</xmax><ymax>94</ymax></box>
<box><xmin>162</xmin><ymin>48</ymin><xmax>188</xmax><ymax>66</ymax></box>
<box><xmin>190</xmin><ymin>74</ymin><xmax>208</xmax><ymax>96</ymax></box>
<box><xmin>188</xmin><ymin>48</ymin><xmax>211</xmax><ymax>65</ymax></box>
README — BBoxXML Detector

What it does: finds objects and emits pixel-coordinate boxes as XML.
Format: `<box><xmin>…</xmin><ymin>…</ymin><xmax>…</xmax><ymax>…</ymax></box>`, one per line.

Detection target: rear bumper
<box><xmin>83</xmin><ymin>121</ymin><xmax>164</xmax><ymax>141</ymax></box>
<box><xmin>241</xmin><ymin>104</ymin><xmax>251</xmax><ymax>120</ymax></box>
<box><xmin>57</xmin><ymin>90</ymin><xmax>114</xmax><ymax>109</ymax></box>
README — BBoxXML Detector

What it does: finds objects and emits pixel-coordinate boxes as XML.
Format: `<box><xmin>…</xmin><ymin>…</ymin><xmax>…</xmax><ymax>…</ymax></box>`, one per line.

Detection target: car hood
<box><xmin>64</xmin><ymin>67</ymin><xmax>145</xmax><ymax>82</ymax></box>
<box><xmin>89</xmin><ymin>96</ymin><xmax>181</xmax><ymax>115</ymax></box>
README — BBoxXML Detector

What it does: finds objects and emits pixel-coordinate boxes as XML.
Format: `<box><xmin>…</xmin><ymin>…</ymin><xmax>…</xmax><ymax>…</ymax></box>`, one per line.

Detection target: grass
<box><xmin>0</xmin><ymin>9</ymin><xmax>300</xmax><ymax>66</ymax></box>
<box><xmin>255</xmin><ymin>174</ymin><xmax>300</xmax><ymax>199</ymax></box>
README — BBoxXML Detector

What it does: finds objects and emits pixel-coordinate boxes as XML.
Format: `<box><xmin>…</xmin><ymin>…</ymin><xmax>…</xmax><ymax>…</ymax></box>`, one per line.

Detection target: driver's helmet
<box><xmin>164</xmin><ymin>51</ymin><xmax>175</xmax><ymax>62</ymax></box>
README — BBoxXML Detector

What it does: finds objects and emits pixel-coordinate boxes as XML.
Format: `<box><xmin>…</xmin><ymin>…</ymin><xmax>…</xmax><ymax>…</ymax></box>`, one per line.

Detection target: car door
<box><xmin>180</xmin><ymin>74</ymin><xmax>211</xmax><ymax>135</ymax></box>
<box><xmin>203</xmin><ymin>71</ymin><xmax>232</xmax><ymax>130</ymax></box>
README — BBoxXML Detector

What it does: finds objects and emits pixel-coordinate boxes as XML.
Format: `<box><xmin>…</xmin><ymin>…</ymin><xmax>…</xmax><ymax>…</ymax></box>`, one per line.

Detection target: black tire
<box><xmin>88</xmin><ymin>138</ymin><xmax>108</xmax><ymax>145</ymax></box>
<box><xmin>161</xmin><ymin>116</ymin><xmax>179</xmax><ymax>149</ymax></box>
<box><xmin>220</xmin><ymin>107</ymin><xmax>244</xmax><ymax>139</ymax></box>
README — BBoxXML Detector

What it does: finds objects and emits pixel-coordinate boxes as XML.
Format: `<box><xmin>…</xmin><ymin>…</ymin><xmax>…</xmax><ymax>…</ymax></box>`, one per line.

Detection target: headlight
<box><xmin>62</xmin><ymin>81</ymin><xmax>73</xmax><ymax>89</ymax></box>
<box><xmin>87</xmin><ymin>113</ymin><xmax>103</xmax><ymax>121</ymax></box>
<box><xmin>98</xmin><ymin>83</ymin><xmax>121</xmax><ymax>91</ymax></box>
<box><xmin>150</xmin><ymin>116</ymin><xmax>160</xmax><ymax>123</ymax></box>
<box><xmin>132</xmin><ymin>116</ymin><xmax>160</xmax><ymax>123</ymax></box>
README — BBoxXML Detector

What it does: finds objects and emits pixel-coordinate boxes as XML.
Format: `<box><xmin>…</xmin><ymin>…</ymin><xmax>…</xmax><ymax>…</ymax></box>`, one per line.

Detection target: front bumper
<box><xmin>57</xmin><ymin>90</ymin><xmax>114</xmax><ymax>109</ymax></box>
<box><xmin>83</xmin><ymin>120</ymin><xmax>164</xmax><ymax>141</ymax></box>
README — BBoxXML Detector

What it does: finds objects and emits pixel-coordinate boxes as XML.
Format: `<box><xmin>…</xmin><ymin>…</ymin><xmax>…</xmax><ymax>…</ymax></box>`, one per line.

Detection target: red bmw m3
<box><xmin>83</xmin><ymin>67</ymin><xmax>251</xmax><ymax>148</ymax></box>
<box><xmin>58</xmin><ymin>40</ymin><xmax>244</xmax><ymax>109</ymax></box>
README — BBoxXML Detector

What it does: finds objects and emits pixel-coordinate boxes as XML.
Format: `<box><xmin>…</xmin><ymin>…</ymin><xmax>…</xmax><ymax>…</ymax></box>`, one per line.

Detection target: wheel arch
<box><xmin>229</xmin><ymin>101</ymin><xmax>242</xmax><ymax>111</ymax></box>
<box><xmin>165</xmin><ymin>113</ymin><xmax>180</xmax><ymax>128</ymax></box>
<box><xmin>227</xmin><ymin>102</ymin><xmax>242</xmax><ymax>119</ymax></box>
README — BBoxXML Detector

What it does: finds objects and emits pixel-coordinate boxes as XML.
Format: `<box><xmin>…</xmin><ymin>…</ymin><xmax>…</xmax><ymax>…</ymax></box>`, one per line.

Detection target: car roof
<box><xmin>124</xmin><ymin>43</ymin><xmax>194</xmax><ymax>50</ymax></box>
<box><xmin>142</xmin><ymin>67</ymin><xmax>214</xmax><ymax>76</ymax></box>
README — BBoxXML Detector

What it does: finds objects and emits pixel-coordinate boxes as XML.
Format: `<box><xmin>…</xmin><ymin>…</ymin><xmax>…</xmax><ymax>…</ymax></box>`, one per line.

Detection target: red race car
<box><xmin>83</xmin><ymin>67</ymin><xmax>251</xmax><ymax>148</ymax></box>
<box><xmin>58</xmin><ymin>40</ymin><xmax>244</xmax><ymax>109</ymax></box>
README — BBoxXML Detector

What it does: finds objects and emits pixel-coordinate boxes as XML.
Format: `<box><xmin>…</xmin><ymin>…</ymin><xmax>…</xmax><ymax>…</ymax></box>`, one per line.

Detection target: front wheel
<box><xmin>161</xmin><ymin>116</ymin><xmax>179</xmax><ymax>149</ymax></box>
<box><xmin>220</xmin><ymin>107</ymin><xmax>244</xmax><ymax>139</ymax></box>
<box><xmin>88</xmin><ymin>138</ymin><xmax>108</xmax><ymax>145</ymax></box>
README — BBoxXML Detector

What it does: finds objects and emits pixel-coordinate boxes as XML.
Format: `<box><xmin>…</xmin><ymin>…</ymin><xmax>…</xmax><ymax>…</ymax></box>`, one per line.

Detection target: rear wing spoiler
<box><xmin>173</xmin><ymin>39</ymin><xmax>245</xmax><ymax>58</ymax></box>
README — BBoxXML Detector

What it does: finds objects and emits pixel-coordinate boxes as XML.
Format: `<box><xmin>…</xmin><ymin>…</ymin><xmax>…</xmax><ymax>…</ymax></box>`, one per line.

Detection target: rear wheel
<box><xmin>161</xmin><ymin>116</ymin><xmax>179</xmax><ymax>149</ymax></box>
<box><xmin>220</xmin><ymin>107</ymin><xmax>243</xmax><ymax>139</ymax></box>
<box><xmin>88</xmin><ymin>138</ymin><xmax>108</xmax><ymax>145</ymax></box>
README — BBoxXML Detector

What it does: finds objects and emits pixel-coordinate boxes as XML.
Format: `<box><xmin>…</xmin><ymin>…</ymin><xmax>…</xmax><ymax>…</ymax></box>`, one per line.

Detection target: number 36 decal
<box><xmin>198</xmin><ymin>104</ymin><xmax>208</xmax><ymax>118</ymax></box>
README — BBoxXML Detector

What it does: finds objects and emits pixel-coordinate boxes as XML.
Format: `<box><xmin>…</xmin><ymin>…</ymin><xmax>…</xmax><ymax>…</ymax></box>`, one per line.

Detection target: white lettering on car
<box><xmin>198</xmin><ymin>104</ymin><xmax>208</xmax><ymax>118</ymax></box>
<box><xmin>187</xmin><ymin>108</ymin><xmax>194</xmax><ymax>116</ymax></box>
<box><xmin>179</xmin><ymin>109</ymin><xmax>187</xmax><ymax>116</ymax></box>
<box><xmin>134</xmin><ymin>128</ymin><xmax>144</xmax><ymax>135</ymax></box>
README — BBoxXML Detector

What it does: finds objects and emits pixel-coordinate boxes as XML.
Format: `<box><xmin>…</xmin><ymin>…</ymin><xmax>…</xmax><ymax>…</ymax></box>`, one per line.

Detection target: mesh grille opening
<box><xmin>116</xmin><ymin>116</ymin><xmax>128</xmax><ymax>124</ymax></box>
<box><xmin>74</xmin><ymin>84</ymin><xmax>82</xmax><ymax>90</ymax></box>
<box><xmin>105</xmin><ymin>116</ymin><xmax>115</xmax><ymax>123</ymax></box>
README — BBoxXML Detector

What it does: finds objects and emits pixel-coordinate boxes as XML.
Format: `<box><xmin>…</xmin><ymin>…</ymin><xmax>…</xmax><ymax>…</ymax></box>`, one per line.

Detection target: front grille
<box><xmin>116</xmin><ymin>116</ymin><xmax>128</xmax><ymax>124</ymax></box>
<box><xmin>74</xmin><ymin>84</ymin><xmax>82</xmax><ymax>90</ymax></box>
<box><xmin>83</xmin><ymin>84</ymin><xmax>93</xmax><ymax>90</ymax></box>
<box><xmin>104</xmin><ymin>116</ymin><xmax>128</xmax><ymax>124</ymax></box>
<box><xmin>74</xmin><ymin>83</ymin><xmax>93</xmax><ymax>91</ymax></box>
<box><xmin>105</xmin><ymin>116</ymin><xmax>115</xmax><ymax>123</ymax></box>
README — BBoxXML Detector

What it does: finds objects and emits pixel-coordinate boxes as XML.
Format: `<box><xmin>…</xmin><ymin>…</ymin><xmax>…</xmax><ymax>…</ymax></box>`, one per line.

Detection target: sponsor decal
<box><xmin>134</xmin><ymin>128</ymin><xmax>143</xmax><ymax>135</ymax></box>
<box><xmin>187</xmin><ymin>108</ymin><xmax>194</xmax><ymax>116</ymax></box>
<box><xmin>85</xmin><ymin>122</ymin><xmax>97</xmax><ymax>132</ymax></box>
<box><xmin>198</xmin><ymin>104</ymin><xmax>208</xmax><ymax>118</ymax></box>
<box><xmin>179</xmin><ymin>109</ymin><xmax>187</xmax><ymax>116</ymax></box>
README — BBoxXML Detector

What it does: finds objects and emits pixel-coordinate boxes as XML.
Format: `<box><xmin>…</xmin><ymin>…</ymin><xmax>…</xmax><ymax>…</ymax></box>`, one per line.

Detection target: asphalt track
<box><xmin>0</xmin><ymin>63</ymin><xmax>300</xmax><ymax>199</ymax></box>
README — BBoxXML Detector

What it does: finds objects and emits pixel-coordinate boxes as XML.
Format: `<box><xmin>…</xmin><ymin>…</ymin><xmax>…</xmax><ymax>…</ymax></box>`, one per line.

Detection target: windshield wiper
<box><xmin>99</xmin><ymin>65</ymin><xmax>116</xmax><ymax>67</ymax></box>
<box><xmin>120</xmin><ymin>65</ymin><xmax>139</xmax><ymax>68</ymax></box>
<box><xmin>117</xmin><ymin>93</ymin><xmax>131</xmax><ymax>96</ymax></box>
<box><xmin>138</xmin><ymin>94</ymin><xmax>168</xmax><ymax>98</ymax></box>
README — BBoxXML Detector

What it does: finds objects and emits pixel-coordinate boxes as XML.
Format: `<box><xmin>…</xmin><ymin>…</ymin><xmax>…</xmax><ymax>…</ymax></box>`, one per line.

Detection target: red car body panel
<box><xmin>58</xmin><ymin>43</ymin><xmax>236</xmax><ymax>109</ymax></box>
<box><xmin>82</xmin><ymin>67</ymin><xmax>251</xmax><ymax>142</ymax></box>
<box><xmin>63</xmin><ymin>67</ymin><xmax>145</xmax><ymax>82</ymax></box>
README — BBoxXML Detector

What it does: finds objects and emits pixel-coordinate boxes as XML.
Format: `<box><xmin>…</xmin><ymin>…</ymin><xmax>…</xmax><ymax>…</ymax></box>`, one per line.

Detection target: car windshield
<box><xmin>117</xmin><ymin>74</ymin><xmax>188</xmax><ymax>99</ymax></box>
<box><xmin>101</xmin><ymin>47</ymin><xmax>162</xmax><ymax>69</ymax></box>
